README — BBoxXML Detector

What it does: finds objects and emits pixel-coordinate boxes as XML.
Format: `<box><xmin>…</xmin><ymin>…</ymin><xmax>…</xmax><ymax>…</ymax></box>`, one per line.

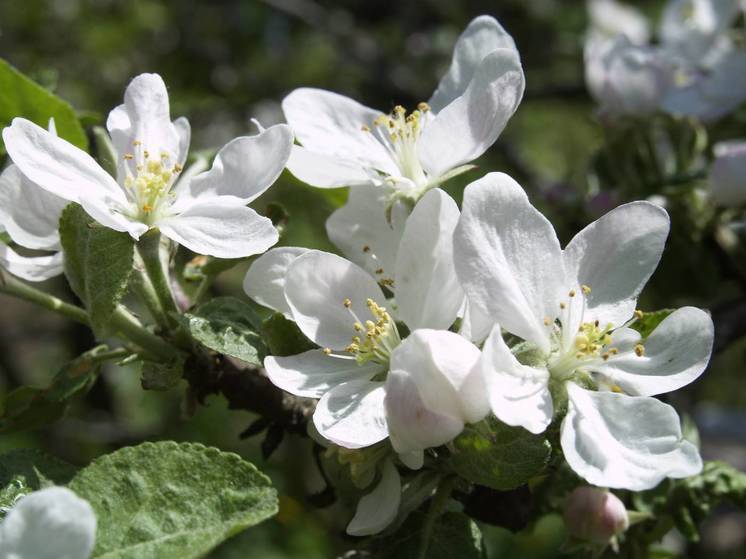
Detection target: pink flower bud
<box><xmin>563</xmin><ymin>486</ymin><xmax>629</xmax><ymax>544</ymax></box>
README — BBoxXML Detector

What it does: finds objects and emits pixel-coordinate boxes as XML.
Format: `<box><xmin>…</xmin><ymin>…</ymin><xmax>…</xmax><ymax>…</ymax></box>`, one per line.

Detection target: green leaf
<box><xmin>59</xmin><ymin>204</ymin><xmax>135</xmax><ymax>334</ymax></box>
<box><xmin>93</xmin><ymin>125</ymin><xmax>118</xmax><ymax>178</ymax></box>
<box><xmin>0</xmin><ymin>345</ymin><xmax>108</xmax><ymax>433</ymax></box>
<box><xmin>140</xmin><ymin>353</ymin><xmax>186</xmax><ymax>391</ymax></box>
<box><xmin>631</xmin><ymin>309</ymin><xmax>674</xmax><ymax>339</ymax></box>
<box><xmin>261</xmin><ymin>313</ymin><xmax>315</xmax><ymax>357</ymax></box>
<box><xmin>179</xmin><ymin>297</ymin><xmax>266</xmax><ymax>365</ymax></box>
<box><xmin>68</xmin><ymin>441</ymin><xmax>278</xmax><ymax>558</ymax></box>
<box><xmin>0</xmin><ymin>58</ymin><xmax>88</xmax><ymax>153</ymax></box>
<box><xmin>0</xmin><ymin>449</ymin><xmax>77</xmax><ymax>515</ymax></box>
<box><xmin>367</xmin><ymin>511</ymin><xmax>485</xmax><ymax>559</ymax></box>
<box><xmin>447</xmin><ymin>416</ymin><xmax>551</xmax><ymax>491</ymax></box>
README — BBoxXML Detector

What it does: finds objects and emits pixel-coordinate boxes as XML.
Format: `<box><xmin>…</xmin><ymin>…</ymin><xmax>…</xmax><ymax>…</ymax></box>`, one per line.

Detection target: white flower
<box><xmin>282</xmin><ymin>16</ymin><xmax>524</xmax><ymax>202</ymax></box>
<box><xmin>563</xmin><ymin>486</ymin><xmax>629</xmax><ymax>544</ymax></box>
<box><xmin>660</xmin><ymin>0</ymin><xmax>741</xmax><ymax>62</ymax></box>
<box><xmin>708</xmin><ymin>140</ymin><xmax>746</xmax><ymax>206</ymax></box>
<box><xmin>587</xmin><ymin>0</ymin><xmax>650</xmax><ymax>45</ymax></box>
<box><xmin>0</xmin><ymin>486</ymin><xmax>96</xmax><ymax>559</ymax></box>
<box><xmin>0</xmin><ymin>120</ymin><xmax>68</xmax><ymax>282</ymax></box>
<box><xmin>454</xmin><ymin>172</ymin><xmax>712</xmax><ymax>490</ymax></box>
<box><xmin>346</xmin><ymin>458</ymin><xmax>401</xmax><ymax>536</ymax></box>
<box><xmin>2</xmin><ymin>73</ymin><xmax>293</xmax><ymax>258</ymax></box>
<box><xmin>245</xmin><ymin>189</ymin><xmax>485</xmax><ymax>456</ymax></box>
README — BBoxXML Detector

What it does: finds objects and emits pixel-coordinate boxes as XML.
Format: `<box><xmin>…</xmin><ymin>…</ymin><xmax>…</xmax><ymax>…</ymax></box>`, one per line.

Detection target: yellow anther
<box><xmin>634</xmin><ymin>309</ymin><xmax>644</xmax><ymax>320</ymax></box>
<box><xmin>560</xmin><ymin>302</ymin><xmax>567</xmax><ymax>310</ymax></box>
<box><xmin>602</xmin><ymin>352</ymin><xmax>610</xmax><ymax>361</ymax></box>
<box><xmin>380</xmin><ymin>278</ymin><xmax>395</xmax><ymax>287</ymax></box>
<box><xmin>581</xmin><ymin>285</ymin><xmax>591</xmax><ymax>295</ymax></box>
<box><xmin>123</xmin><ymin>153</ymin><xmax>134</xmax><ymax>160</ymax></box>
<box><xmin>133</xmin><ymin>140</ymin><xmax>142</xmax><ymax>146</ymax></box>
<box><xmin>609</xmin><ymin>347</ymin><xmax>619</xmax><ymax>355</ymax></box>
<box><xmin>343</xmin><ymin>298</ymin><xmax>352</xmax><ymax>308</ymax></box>
<box><xmin>611</xmin><ymin>384</ymin><xmax>624</xmax><ymax>393</ymax></box>
<box><xmin>174</xmin><ymin>163</ymin><xmax>183</xmax><ymax>173</ymax></box>
<box><xmin>544</xmin><ymin>317</ymin><xmax>551</xmax><ymax>326</ymax></box>
<box><xmin>569</xmin><ymin>289</ymin><xmax>576</xmax><ymax>297</ymax></box>
<box><xmin>361</xmin><ymin>125</ymin><xmax>371</xmax><ymax>132</ymax></box>
<box><xmin>417</xmin><ymin>102</ymin><xmax>431</xmax><ymax>112</ymax></box>
<box><xmin>394</xmin><ymin>105</ymin><xmax>406</xmax><ymax>115</ymax></box>
<box><xmin>143</xmin><ymin>150</ymin><xmax>150</xmax><ymax>159</ymax></box>
<box><xmin>375</xmin><ymin>268</ymin><xmax>384</xmax><ymax>275</ymax></box>
<box><xmin>362</xmin><ymin>245</ymin><xmax>370</xmax><ymax>253</ymax></box>
<box><xmin>575</xmin><ymin>334</ymin><xmax>589</xmax><ymax>349</ymax></box>
<box><xmin>323</xmin><ymin>348</ymin><xmax>332</xmax><ymax>355</ymax></box>
<box><xmin>354</xmin><ymin>322</ymin><xmax>362</xmax><ymax>332</ymax></box>
<box><xmin>634</xmin><ymin>344</ymin><xmax>645</xmax><ymax>357</ymax></box>
<box><xmin>142</xmin><ymin>204</ymin><xmax>153</xmax><ymax>213</ymax></box>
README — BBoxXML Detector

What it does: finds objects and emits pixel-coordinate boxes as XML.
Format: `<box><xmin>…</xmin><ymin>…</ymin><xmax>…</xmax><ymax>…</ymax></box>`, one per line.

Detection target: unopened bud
<box><xmin>563</xmin><ymin>486</ymin><xmax>629</xmax><ymax>544</ymax></box>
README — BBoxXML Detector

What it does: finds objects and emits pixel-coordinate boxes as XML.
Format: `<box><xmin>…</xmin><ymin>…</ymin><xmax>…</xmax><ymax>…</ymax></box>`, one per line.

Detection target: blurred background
<box><xmin>0</xmin><ymin>0</ymin><xmax>744</xmax><ymax>557</ymax></box>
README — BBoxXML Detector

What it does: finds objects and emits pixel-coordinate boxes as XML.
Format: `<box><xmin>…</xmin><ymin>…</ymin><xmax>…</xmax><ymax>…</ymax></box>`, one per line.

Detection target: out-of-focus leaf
<box><xmin>0</xmin><ymin>449</ymin><xmax>77</xmax><ymax>516</ymax></box>
<box><xmin>261</xmin><ymin>313</ymin><xmax>315</xmax><ymax>357</ymax></box>
<box><xmin>0</xmin><ymin>58</ymin><xmax>88</xmax><ymax>154</ymax></box>
<box><xmin>92</xmin><ymin>125</ymin><xmax>118</xmax><ymax>178</ymax></box>
<box><xmin>179</xmin><ymin>296</ymin><xmax>266</xmax><ymax>365</ymax></box>
<box><xmin>447</xmin><ymin>417</ymin><xmax>551</xmax><ymax>491</ymax></box>
<box><xmin>0</xmin><ymin>345</ymin><xmax>109</xmax><ymax>433</ymax></box>
<box><xmin>630</xmin><ymin>309</ymin><xmax>674</xmax><ymax>340</ymax></box>
<box><xmin>68</xmin><ymin>441</ymin><xmax>278</xmax><ymax>558</ymax></box>
<box><xmin>59</xmin><ymin>203</ymin><xmax>134</xmax><ymax>335</ymax></box>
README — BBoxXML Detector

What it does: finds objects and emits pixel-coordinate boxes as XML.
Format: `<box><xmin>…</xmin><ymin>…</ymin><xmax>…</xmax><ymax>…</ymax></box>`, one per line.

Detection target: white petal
<box><xmin>587</xmin><ymin>0</ymin><xmax>650</xmax><ymax>44</ymax></box>
<box><xmin>157</xmin><ymin>201</ymin><xmax>278</xmax><ymax>258</ymax></box>
<box><xmin>264</xmin><ymin>349</ymin><xmax>385</xmax><ymax>399</ymax></box>
<box><xmin>563</xmin><ymin>201</ymin><xmax>669</xmax><ymax>327</ymax></box>
<box><xmin>709</xmin><ymin>140</ymin><xmax>746</xmax><ymax>207</ymax></box>
<box><xmin>173</xmin><ymin>124</ymin><xmax>292</xmax><ymax>209</ymax></box>
<box><xmin>282</xmin><ymin>88</ymin><xmax>397</xmax><ymax>175</ymax></box>
<box><xmin>0</xmin><ymin>245</ymin><xmax>63</xmax><ymax>282</ymax></box>
<box><xmin>384</xmin><ymin>369</ymin><xmax>465</xmax><ymax>456</ymax></box>
<box><xmin>313</xmin><ymin>380</ymin><xmax>388</xmax><ymax>449</ymax></box>
<box><xmin>428</xmin><ymin>15</ymin><xmax>518</xmax><ymax>112</ymax></box>
<box><xmin>346</xmin><ymin>459</ymin><xmax>401</xmax><ymax>536</ymax></box>
<box><xmin>454</xmin><ymin>172</ymin><xmax>564</xmax><ymax>352</ymax></box>
<box><xmin>0</xmin><ymin>487</ymin><xmax>96</xmax><ymax>559</ymax></box>
<box><xmin>561</xmin><ymin>383</ymin><xmax>702</xmax><ymax>491</ymax></box>
<box><xmin>593</xmin><ymin>307</ymin><xmax>714</xmax><ymax>396</ymax></box>
<box><xmin>326</xmin><ymin>185</ymin><xmax>409</xmax><ymax>279</ymax></box>
<box><xmin>286</xmin><ymin>145</ymin><xmax>374</xmax><ymax>188</ymax></box>
<box><xmin>395</xmin><ymin>189</ymin><xmax>463</xmax><ymax>330</ymax></box>
<box><xmin>0</xmin><ymin>164</ymin><xmax>67</xmax><ymax>250</ymax></box>
<box><xmin>243</xmin><ymin>247</ymin><xmax>310</xmax><ymax>317</ymax></box>
<box><xmin>2</xmin><ymin>118</ymin><xmax>137</xmax><ymax>235</ymax></box>
<box><xmin>389</xmin><ymin>329</ymin><xmax>485</xmax><ymax>424</ymax></box>
<box><xmin>479</xmin><ymin>326</ymin><xmax>553</xmax><ymax>434</ymax></box>
<box><xmin>458</xmin><ymin>298</ymin><xmax>494</xmax><ymax>344</ymax></box>
<box><xmin>418</xmin><ymin>49</ymin><xmax>525</xmax><ymax>179</ymax></box>
<box><xmin>284</xmin><ymin>251</ymin><xmax>386</xmax><ymax>350</ymax></box>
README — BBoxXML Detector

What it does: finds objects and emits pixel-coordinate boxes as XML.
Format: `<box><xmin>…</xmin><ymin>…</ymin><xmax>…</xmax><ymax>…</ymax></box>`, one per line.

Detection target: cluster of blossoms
<box><xmin>0</xmin><ymin>12</ymin><xmax>716</xmax><ymax>552</ymax></box>
<box><xmin>585</xmin><ymin>0</ymin><xmax>746</xmax><ymax>121</ymax></box>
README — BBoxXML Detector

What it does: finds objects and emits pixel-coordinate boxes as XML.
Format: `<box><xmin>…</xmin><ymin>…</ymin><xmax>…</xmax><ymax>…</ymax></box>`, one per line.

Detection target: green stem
<box><xmin>109</xmin><ymin>306</ymin><xmax>176</xmax><ymax>361</ymax></box>
<box><xmin>131</xmin><ymin>263</ymin><xmax>169</xmax><ymax>330</ymax></box>
<box><xmin>417</xmin><ymin>476</ymin><xmax>457</xmax><ymax>559</ymax></box>
<box><xmin>89</xmin><ymin>347</ymin><xmax>131</xmax><ymax>364</ymax></box>
<box><xmin>137</xmin><ymin>230</ymin><xmax>179</xmax><ymax>329</ymax></box>
<box><xmin>0</xmin><ymin>270</ymin><xmax>89</xmax><ymax>325</ymax></box>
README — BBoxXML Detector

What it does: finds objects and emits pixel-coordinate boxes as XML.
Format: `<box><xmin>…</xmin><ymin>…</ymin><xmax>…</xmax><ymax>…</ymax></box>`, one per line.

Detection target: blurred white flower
<box><xmin>3</xmin><ymin>73</ymin><xmax>293</xmax><ymax>258</ymax></box>
<box><xmin>587</xmin><ymin>0</ymin><xmax>650</xmax><ymax>44</ymax></box>
<box><xmin>0</xmin><ymin>120</ymin><xmax>67</xmax><ymax>282</ymax></box>
<box><xmin>245</xmin><ymin>189</ymin><xmax>486</xmax><ymax>462</ymax></box>
<box><xmin>0</xmin><ymin>487</ymin><xmax>96</xmax><ymax>559</ymax></box>
<box><xmin>454</xmin><ymin>172</ymin><xmax>712</xmax><ymax>490</ymax></box>
<box><xmin>281</xmin><ymin>16</ymin><xmax>524</xmax><ymax>204</ymax></box>
<box><xmin>563</xmin><ymin>486</ymin><xmax>629</xmax><ymax>544</ymax></box>
<box><xmin>708</xmin><ymin>140</ymin><xmax>746</xmax><ymax>206</ymax></box>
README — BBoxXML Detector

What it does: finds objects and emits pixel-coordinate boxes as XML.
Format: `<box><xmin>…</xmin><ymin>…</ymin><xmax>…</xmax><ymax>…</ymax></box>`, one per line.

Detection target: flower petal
<box><xmin>3</xmin><ymin>118</ymin><xmax>137</xmax><ymax>235</ymax></box>
<box><xmin>458</xmin><ymin>298</ymin><xmax>494</xmax><ymax>344</ymax></box>
<box><xmin>418</xmin><ymin>49</ymin><xmax>525</xmax><ymax>179</ymax></box>
<box><xmin>174</xmin><ymin>124</ymin><xmax>292</xmax><ymax>208</ymax></box>
<box><xmin>561</xmin><ymin>383</ymin><xmax>702</xmax><ymax>490</ymax></box>
<box><xmin>286</xmin><ymin>145</ymin><xmax>374</xmax><ymax>188</ymax></box>
<box><xmin>243</xmin><ymin>247</ymin><xmax>310</xmax><ymax>317</ymax></box>
<box><xmin>0</xmin><ymin>486</ymin><xmax>96</xmax><ymax>559</ymax></box>
<box><xmin>264</xmin><ymin>349</ymin><xmax>385</xmax><ymax>399</ymax></box>
<box><xmin>428</xmin><ymin>15</ymin><xmax>518</xmax><ymax>112</ymax></box>
<box><xmin>282</xmin><ymin>88</ymin><xmax>398</xmax><ymax>175</ymax></box>
<box><xmin>593</xmin><ymin>307</ymin><xmax>713</xmax><ymax>396</ymax></box>
<box><xmin>313</xmin><ymin>379</ymin><xmax>388</xmax><ymax>448</ymax></box>
<box><xmin>284</xmin><ymin>251</ymin><xmax>386</xmax><ymax>350</ymax></box>
<box><xmin>326</xmin><ymin>185</ymin><xmax>409</xmax><ymax>279</ymax></box>
<box><xmin>395</xmin><ymin>189</ymin><xmax>463</xmax><ymax>330</ymax></box>
<box><xmin>479</xmin><ymin>326</ymin><xmax>553</xmax><ymax>434</ymax></box>
<box><xmin>454</xmin><ymin>172</ymin><xmax>564</xmax><ymax>352</ymax></box>
<box><xmin>346</xmin><ymin>459</ymin><xmax>401</xmax><ymax>536</ymax></box>
<box><xmin>384</xmin><ymin>369</ymin><xmax>465</xmax><ymax>456</ymax></box>
<box><xmin>563</xmin><ymin>201</ymin><xmax>669</xmax><ymax>328</ymax></box>
<box><xmin>709</xmin><ymin>140</ymin><xmax>746</xmax><ymax>207</ymax></box>
<box><xmin>0</xmin><ymin>164</ymin><xmax>67</xmax><ymax>250</ymax></box>
<box><xmin>388</xmin><ymin>329</ymin><xmax>485</xmax><ymax>423</ymax></box>
<box><xmin>157</xmin><ymin>201</ymin><xmax>278</xmax><ymax>258</ymax></box>
<box><xmin>0</xmin><ymin>244</ymin><xmax>63</xmax><ymax>282</ymax></box>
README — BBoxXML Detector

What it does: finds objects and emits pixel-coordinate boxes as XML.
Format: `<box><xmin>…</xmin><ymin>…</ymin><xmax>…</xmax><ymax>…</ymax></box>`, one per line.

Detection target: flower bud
<box><xmin>563</xmin><ymin>486</ymin><xmax>629</xmax><ymax>544</ymax></box>
<box><xmin>709</xmin><ymin>140</ymin><xmax>746</xmax><ymax>207</ymax></box>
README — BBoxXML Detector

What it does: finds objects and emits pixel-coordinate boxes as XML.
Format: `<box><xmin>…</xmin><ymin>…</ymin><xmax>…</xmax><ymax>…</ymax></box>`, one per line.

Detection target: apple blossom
<box><xmin>708</xmin><ymin>140</ymin><xmax>746</xmax><ymax>206</ymax></box>
<box><xmin>586</xmin><ymin>0</ymin><xmax>650</xmax><ymax>45</ymax></box>
<box><xmin>563</xmin><ymin>486</ymin><xmax>629</xmax><ymax>544</ymax></box>
<box><xmin>455</xmin><ymin>172</ymin><xmax>712</xmax><ymax>490</ymax></box>
<box><xmin>281</xmin><ymin>16</ymin><xmax>524</xmax><ymax>204</ymax></box>
<box><xmin>2</xmin><ymin>73</ymin><xmax>293</xmax><ymax>259</ymax></box>
<box><xmin>0</xmin><ymin>487</ymin><xmax>96</xmax><ymax>559</ymax></box>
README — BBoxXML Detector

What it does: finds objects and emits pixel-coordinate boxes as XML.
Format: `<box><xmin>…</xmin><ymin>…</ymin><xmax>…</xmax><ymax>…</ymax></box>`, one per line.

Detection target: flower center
<box><xmin>122</xmin><ymin>140</ymin><xmax>182</xmax><ymax>224</ymax></box>
<box><xmin>330</xmin><ymin>297</ymin><xmax>401</xmax><ymax>365</ymax></box>
<box><xmin>364</xmin><ymin>103</ymin><xmax>431</xmax><ymax>188</ymax></box>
